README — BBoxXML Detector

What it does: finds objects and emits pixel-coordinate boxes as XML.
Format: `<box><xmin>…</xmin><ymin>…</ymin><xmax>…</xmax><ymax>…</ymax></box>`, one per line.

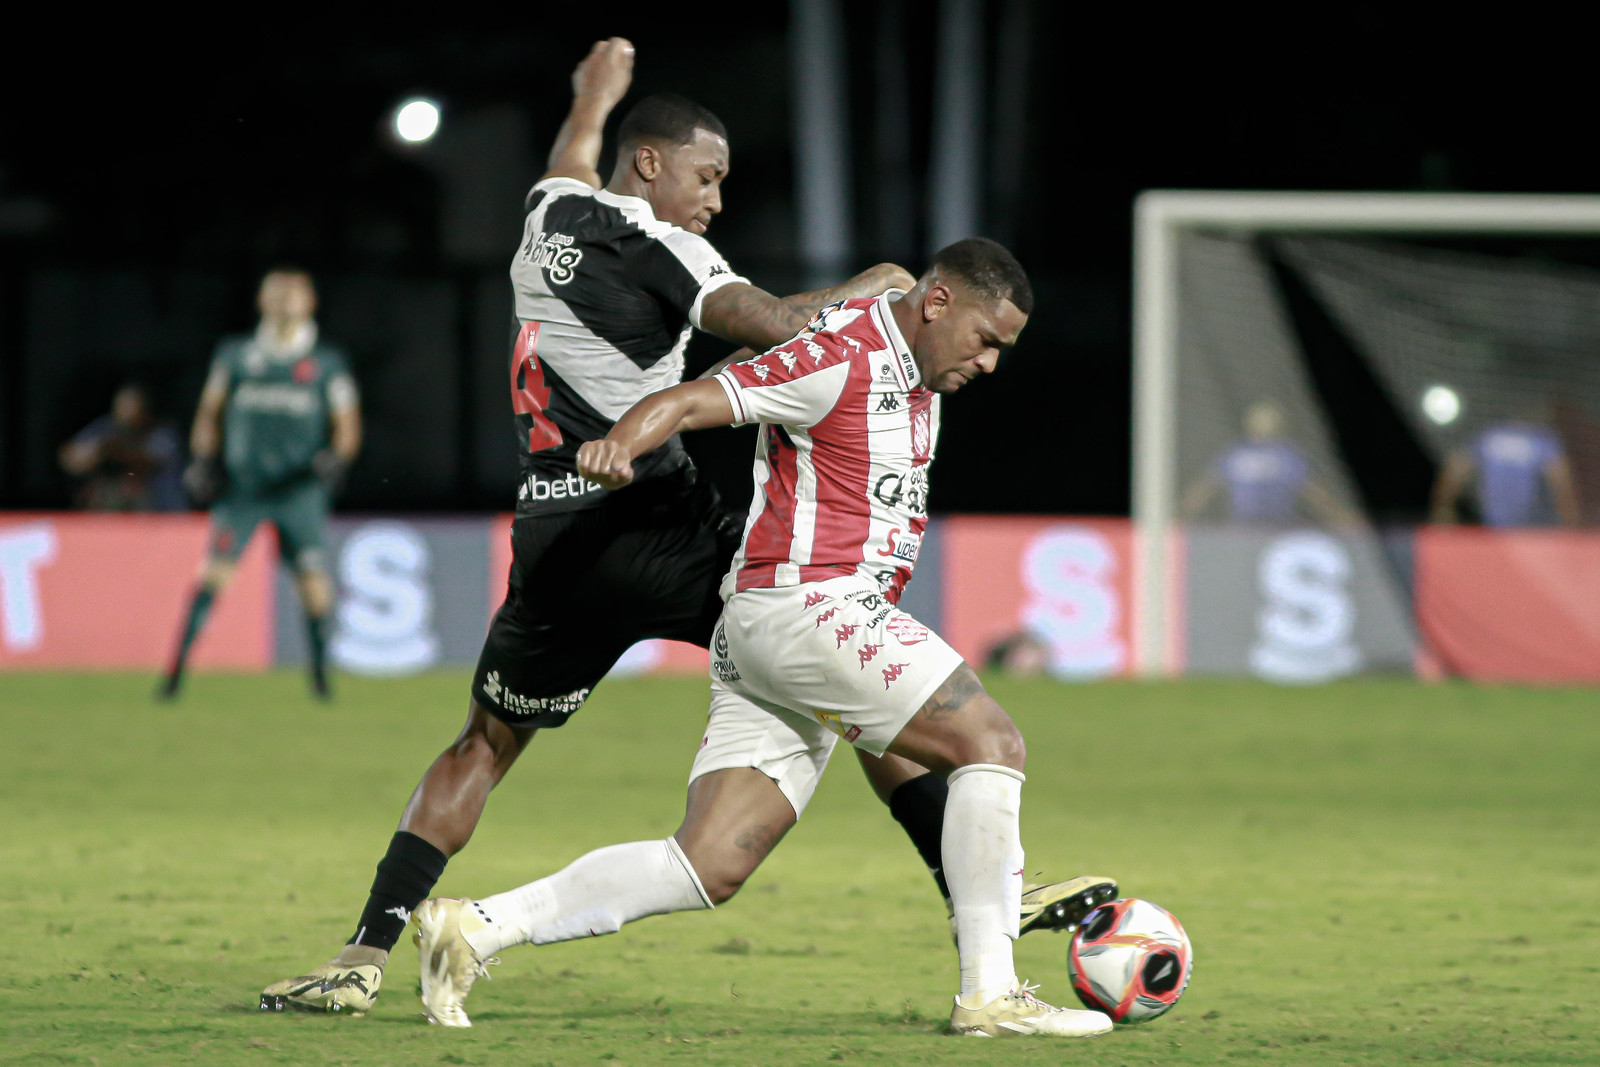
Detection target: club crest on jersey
<box><xmin>885</xmin><ymin>617</ymin><xmax>929</xmax><ymax>645</ymax></box>
<box><xmin>292</xmin><ymin>357</ymin><xmax>317</xmax><ymax>384</ymax></box>
<box><xmin>911</xmin><ymin>408</ymin><xmax>932</xmax><ymax>463</ymax></box>
<box><xmin>526</xmin><ymin>230</ymin><xmax>584</xmax><ymax>284</ymax></box>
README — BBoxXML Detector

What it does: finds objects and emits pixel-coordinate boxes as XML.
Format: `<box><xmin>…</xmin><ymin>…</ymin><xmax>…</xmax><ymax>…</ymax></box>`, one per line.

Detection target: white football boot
<box><xmin>950</xmin><ymin>981</ymin><xmax>1113</xmax><ymax>1037</ymax></box>
<box><xmin>412</xmin><ymin>897</ymin><xmax>498</xmax><ymax>1027</ymax></box>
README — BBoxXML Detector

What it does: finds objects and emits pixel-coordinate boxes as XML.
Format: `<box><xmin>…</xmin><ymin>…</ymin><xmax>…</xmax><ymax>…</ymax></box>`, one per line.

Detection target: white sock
<box><xmin>462</xmin><ymin>838</ymin><xmax>712</xmax><ymax>957</ymax></box>
<box><xmin>943</xmin><ymin>763</ymin><xmax>1025</xmax><ymax>1008</ymax></box>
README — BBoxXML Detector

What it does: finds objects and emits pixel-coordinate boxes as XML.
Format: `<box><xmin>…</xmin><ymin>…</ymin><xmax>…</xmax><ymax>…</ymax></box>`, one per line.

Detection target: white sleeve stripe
<box><xmin>689</xmin><ymin>272</ymin><xmax>748</xmax><ymax>331</ymax></box>
<box><xmin>713</xmin><ymin>372</ymin><xmax>748</xmax><ymax>424</ymax></box>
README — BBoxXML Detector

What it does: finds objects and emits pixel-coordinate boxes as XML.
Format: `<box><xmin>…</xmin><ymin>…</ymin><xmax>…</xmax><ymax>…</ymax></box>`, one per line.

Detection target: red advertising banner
<box><xmin>0</xmin><ymin>514</ymin><xmax>274</xmax><ymax>670</ymax></box>
<box><xmin>1416</xmin><ymin>527</ymin><xmax>1600</xmax><ymax>684</ymax></box>
<box><xmin>941</xmin><ymin>517</ymin><xmax>1136</xmax><ymax>678</ymax></box>
<box><xmin>487</xmin><ymin>514</ymin><xmax>707</xmax><ymax>676</ymax></box>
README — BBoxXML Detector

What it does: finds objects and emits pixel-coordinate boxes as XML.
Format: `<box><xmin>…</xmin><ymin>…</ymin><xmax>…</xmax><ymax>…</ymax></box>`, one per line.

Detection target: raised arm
<box><xmin>576</xmin><ymin>379</ymin><xmax>735</xmax><ymax>490</ymax></box>
<box><xmin>697</xmin><ymin>263</ymin><xmax>916</xmax><ymax>351</ymax></box>
<box><xmin>542</xmin><ymin>38</ymin><xmax>635</xmax><ymax>189</ymax></box>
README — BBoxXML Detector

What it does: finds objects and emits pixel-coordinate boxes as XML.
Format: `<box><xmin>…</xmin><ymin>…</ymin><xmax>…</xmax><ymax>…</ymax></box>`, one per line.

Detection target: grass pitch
<box><xmin>2</xmin><ymin>671</ymin><xmax>1597</xmax><ymax>1065</ymax></box>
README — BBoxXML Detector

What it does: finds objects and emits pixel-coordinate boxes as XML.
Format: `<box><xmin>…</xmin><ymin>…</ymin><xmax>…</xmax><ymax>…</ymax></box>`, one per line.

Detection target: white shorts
<box><xmin>689</xmin><ymin>576</ymin><xmax>964</xmax><ymax>816</ymax></box>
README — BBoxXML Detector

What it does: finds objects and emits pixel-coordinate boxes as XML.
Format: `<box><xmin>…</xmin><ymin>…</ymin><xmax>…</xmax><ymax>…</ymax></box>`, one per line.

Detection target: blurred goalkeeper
<box><xmin>157</xmin><ymin>268</ymin><xmax>361</xmax><ymax>701</ymax></box>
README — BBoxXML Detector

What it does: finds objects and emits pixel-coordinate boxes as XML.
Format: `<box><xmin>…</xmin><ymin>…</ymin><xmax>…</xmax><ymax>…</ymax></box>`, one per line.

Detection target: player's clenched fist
<box><xmin>577</xmin><ymin>439</ymin><xmax>635</xmax><ymax>490</ymax></box>
<box><xmin>572</xmin><ymin>37</ymin><xmax>634</xmax><ymax>109</ymax></box>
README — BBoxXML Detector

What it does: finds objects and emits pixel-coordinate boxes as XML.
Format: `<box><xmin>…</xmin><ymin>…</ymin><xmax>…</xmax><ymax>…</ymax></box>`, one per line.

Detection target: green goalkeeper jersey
<box><xmin>206</xmin><ymin>323</ymin><xmax>357</xmax><ymax>495</ymax></box>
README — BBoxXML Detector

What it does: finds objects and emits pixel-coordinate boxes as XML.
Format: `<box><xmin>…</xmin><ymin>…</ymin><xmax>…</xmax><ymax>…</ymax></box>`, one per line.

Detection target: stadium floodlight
<box><xmin>1421</xmin><ymin>385</ymin><xmax>1461</xmax><ymax>426</ymax></box>
<box><xmin>1132</xmin><ymin>191</ymin><xmax>1600</xmax><ymax>677</ymax></box>
<box><xmin>393</xmin><ymin>98</ymin><xmax>441</xmax><ymax>144</ymax></box>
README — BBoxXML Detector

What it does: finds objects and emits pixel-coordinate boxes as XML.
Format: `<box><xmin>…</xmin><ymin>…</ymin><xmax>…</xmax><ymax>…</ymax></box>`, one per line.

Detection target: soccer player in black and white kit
<box><xmin>261</xmin><ymin>38</ymin><xmax>1110</xmax><ymax>1015</ymax></box>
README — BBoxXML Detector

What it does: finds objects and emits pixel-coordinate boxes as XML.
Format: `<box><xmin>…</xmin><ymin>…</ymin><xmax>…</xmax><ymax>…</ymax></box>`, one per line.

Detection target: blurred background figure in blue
<box><xmin>1431</xmin><ymin>413</ymin><xmax>1582</xmax><ymax>527</ymax></box>
<box><xmin>1180</xmin><ymin>401</ymin><xmax>1354</xmax><ymax>527</ymax></box>
<box><xmin>57</xmin><ymin>382</ymin><xmax>185</xmax><ymax>512</ymax></box>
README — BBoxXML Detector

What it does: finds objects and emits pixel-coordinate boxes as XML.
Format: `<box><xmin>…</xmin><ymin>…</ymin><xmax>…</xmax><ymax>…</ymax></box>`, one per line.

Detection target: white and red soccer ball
<box><xmin>1068</xmin><ymin>898</ymin><xmax>1193</xmax><ymax>1023</ymax></box>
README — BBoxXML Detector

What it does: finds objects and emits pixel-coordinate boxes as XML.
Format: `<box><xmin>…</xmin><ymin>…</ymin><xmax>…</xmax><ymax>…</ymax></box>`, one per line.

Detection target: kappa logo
<box><xmin>708</xmin><ymin>264</ymin><xmax>731</xmax><ymax>277</ymax></box>
<box><xmin>482</xmin><ymin>670</ymin><xmax>503</xmax><ymax>703</ymax></box>
<box><xmin>875</xmin><ymin>393</ymin><xmax>901</xmax><ymax>412</ymax></box>
<box><xmin>778</xmin><ymin>348</ymin><xmax>798</xmax><ymax>372</ymax></box>
<box><xmin>857</xmin><ymin>642</ymin><xmax>882</xmax><ymax>668</ymax></box>
<box><xmin>885</xmin><ymin>617</ymin><xmax>929</xmax><ymax>645</ymax></box>
<box><xmin>814</xmin><ymin>606</ymin><xmax>840</xmax><ymax>627</ymax></box>
<box><xmin>751</xmin><ymin>362</ymin><xmax>770</xmax><ymax>380</ymax></box>
<box><xmin>835</xmin><ymin>623</ymin><xmax>859</xmax><ymax>648</ymax></box>
<box><xmin>805</xmin><ymin>340</ymin><xmax>826</xmax><ymax>364</ymax></box>
<box><xmin>882</xmin><ymin>663</ymin><xmax>910</xmax><ymax>689</ymax></box>
<box><xmin>385</xmin><ymin>905</ymin><xmax>412</xmax><ymax>924</ymax></box>
<box><xmin>803</xmin><ymin>591</ymin><xmax>832</xmax><ymax>608</ymax></box>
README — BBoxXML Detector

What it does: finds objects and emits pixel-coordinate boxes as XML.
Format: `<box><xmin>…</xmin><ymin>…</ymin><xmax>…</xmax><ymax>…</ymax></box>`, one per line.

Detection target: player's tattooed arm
<box><xmin>699</xmin><ymin>262</ymin><xmax>917</xmax><ymax>351</ymax></box>
<box><xmin>576</xmin><ymin>379</ymin><xmax>736</xmax><ymax>490</ymax></box>
<box><xmin>542</xmin><ymin>38</ymin><xmax>635</xmax><ymax>189</ymax></box>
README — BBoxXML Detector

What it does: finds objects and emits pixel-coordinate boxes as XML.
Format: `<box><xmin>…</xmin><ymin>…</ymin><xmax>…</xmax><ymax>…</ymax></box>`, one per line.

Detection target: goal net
<box><xmin>1133</xmin><ymin>193</ymin><xmax>1600</xmax><ymax>682</ymax></box>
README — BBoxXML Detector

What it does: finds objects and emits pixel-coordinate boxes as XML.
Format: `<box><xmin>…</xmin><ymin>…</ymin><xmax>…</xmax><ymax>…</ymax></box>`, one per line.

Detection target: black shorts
<box><xmin>472</xmin><ymin>470</ymin><xmax>742</xmax><ymax>728</ymax></box>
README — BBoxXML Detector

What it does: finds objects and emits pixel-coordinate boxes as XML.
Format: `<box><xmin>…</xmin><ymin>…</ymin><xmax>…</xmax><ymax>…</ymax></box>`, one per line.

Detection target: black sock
<box><xmin>348</xmin><ymin>831</ymin><xmax>448</xmax><ymax>951</ymax></box>
<box><xmin>168</xmin><ymin>586</ymin><xmax>216</xmax><ymax>679</ymax></box>
<box><xmin>306</xmin><ymin>613</ymin><xmax>328</xmax><ymax>689</ymax></box>
<box><xmin>888</xmin><ymin>772</ymin><xmax>952</xmax><ymax>901</ymax></box>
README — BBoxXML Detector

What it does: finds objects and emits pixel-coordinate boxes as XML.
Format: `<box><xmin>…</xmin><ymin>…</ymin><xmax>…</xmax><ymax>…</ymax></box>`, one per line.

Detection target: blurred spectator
<box><xmin>1431</xmin><ymin>418</ymin><xmax>1581</xmax><ymax>527</ymax></box>
<box><xmin>57</xmin><ymin>382</ymin><xmax>185</xmax><ymax>511</ymax></box>
<box><xmin>984</xmin><ymin>631</ymin><xmax>1051</xmax><ymax>676</ymax></box>
<box><xmin>1181</xmin><ymin>401</ymin><xmax>1355</xmax><ymax>526</ymax></box>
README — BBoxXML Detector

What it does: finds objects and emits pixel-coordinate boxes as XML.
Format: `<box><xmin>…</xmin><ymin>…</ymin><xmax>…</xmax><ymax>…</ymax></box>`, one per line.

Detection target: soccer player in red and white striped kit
<box><xmin>414</xmin><ymin>238</ymin><xmax>1115</xmax><ymax>1039</ymax></box>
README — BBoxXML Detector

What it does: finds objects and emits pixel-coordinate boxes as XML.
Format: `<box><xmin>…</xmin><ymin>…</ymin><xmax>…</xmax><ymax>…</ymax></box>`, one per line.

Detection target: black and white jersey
<box><xmin>506</xmin><ymin>176</ymin><xmax>748</xmax><ymax>517</ymax></box>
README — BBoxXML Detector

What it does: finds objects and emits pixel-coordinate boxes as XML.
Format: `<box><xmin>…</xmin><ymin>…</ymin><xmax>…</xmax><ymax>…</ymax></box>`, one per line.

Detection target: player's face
<box><xmin>645</xmin><ymin>127</ymin><xmax>728</xmax><ymax>235</ymax></box>
<box><xmin>258</xmin><ymin>273</ymin><xmax>317</xmax><ymax>322</ymax></box>
<box><xmin>913</xmin><ymin>285</ymin><xmax>1027</xmax><ymax>394</ymax></box>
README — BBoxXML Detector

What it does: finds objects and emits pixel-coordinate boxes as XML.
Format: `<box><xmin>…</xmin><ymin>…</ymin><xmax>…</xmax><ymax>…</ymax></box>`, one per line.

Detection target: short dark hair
<box><xmin>617</xmin><ymin>93</ymin><xmax>727</xmax><ymax>151</ymax></box>
<box><xmin>931</xmin><ymin>237</ymin><xmax>1033</xmax><ymax>315</ymax></box>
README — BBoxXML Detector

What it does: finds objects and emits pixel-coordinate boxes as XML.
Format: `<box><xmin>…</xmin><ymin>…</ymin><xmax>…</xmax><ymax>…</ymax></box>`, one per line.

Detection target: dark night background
<box><xmin>1</xmin><ymin>10</ymin><xmax>1591</xmax><ymax>519</ymax></box>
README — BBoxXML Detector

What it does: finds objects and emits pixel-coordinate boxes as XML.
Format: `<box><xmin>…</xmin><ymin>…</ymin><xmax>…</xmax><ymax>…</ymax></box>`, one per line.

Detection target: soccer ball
<box><xmin>1068</xmin><ymin>898</ymin><xmax>1193</xmax><ymax>1023</ymax></box>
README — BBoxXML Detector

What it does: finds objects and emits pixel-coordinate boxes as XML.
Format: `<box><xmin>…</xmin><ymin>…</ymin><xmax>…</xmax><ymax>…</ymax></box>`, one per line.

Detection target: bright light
<box><xmin>1421</xmin><ymin>385</ymin><xmax>1461</xmax><ymax>426</ymax></box>
<box><xmin>393</xmin><ymin>98</ymin><xmax>441</xmax><ymax>144</ymax></box>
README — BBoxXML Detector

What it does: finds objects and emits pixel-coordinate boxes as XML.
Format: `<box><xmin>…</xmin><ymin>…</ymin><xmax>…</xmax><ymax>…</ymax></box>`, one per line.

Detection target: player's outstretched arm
<box><xmin>542</xmin><ymin>37</ymin><xmax>635</xmax><ymax>189</ymax></box>
<box><xmin>576</xmin><ymin>379</ymin><xmax>735</xmax><ymax>490</ymax></box>
<box><xmin>698</xmin><ymin>262</ymin><xmax>916</xmax><ymax>351</ymax></box>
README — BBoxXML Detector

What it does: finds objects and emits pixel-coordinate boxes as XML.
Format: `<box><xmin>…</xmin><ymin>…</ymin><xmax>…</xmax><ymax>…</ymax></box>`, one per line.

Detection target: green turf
<box><xmin>2</xmin><ymin>671</ymin><xmax>1597</xmax><ymax>1065</ymax></box>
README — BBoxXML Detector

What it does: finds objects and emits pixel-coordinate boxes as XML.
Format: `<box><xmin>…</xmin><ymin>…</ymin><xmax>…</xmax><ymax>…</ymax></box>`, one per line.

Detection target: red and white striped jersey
<box><xmin>712</xmin><ymin>291</ymin><xmax>939</xmax><ymax>603</ymax></box>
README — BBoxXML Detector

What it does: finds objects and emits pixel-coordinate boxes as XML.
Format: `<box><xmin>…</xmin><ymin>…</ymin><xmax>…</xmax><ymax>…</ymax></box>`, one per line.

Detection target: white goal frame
<box><xmin>1131</xmin><ymin>190</ymin><xmax>1600</xmax><ymax>677</ymax></box>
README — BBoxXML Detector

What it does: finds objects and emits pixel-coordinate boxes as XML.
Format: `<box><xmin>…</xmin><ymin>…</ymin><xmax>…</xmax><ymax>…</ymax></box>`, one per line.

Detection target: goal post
<box><xmin>1131</xmin><ymin>191</ymin><xmax>1600</xmax><ymax>677</ymax></box>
